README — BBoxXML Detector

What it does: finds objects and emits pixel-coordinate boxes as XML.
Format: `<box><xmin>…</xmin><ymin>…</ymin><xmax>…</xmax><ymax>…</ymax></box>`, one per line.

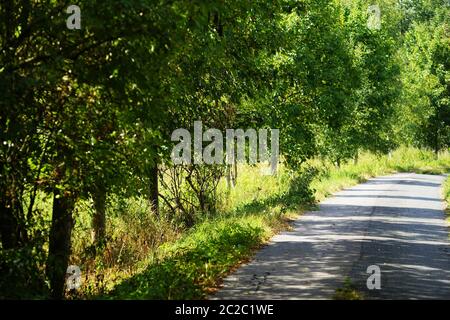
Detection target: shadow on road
<box><xmin>213</xmin><ymin>173</ymin><xmax>450</xmax><ymax>300</ymax></box>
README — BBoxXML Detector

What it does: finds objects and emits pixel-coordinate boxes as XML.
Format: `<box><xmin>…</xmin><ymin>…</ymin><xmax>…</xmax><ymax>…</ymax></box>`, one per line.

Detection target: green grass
<box><xmin>443</xmin><ymin>175</ymin><xmax>450</xmax><ymax>227</ymax></box>
<box><xmin>104</xmin><ymin>147</ymin><xmax>449</xmax><ymax>299</ymax></box>
<box><xmin>109</xmin><ymin>217</ymin><xmax>272</xmax><ymax>299</ymax></box>
<box><xmin>333</xmin><ymin>278</ymin><xmax>364</xmax><ymax>300</ymax></box>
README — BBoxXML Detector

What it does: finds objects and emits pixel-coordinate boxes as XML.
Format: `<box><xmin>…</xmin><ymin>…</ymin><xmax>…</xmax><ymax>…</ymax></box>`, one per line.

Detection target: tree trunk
<box><xmin>335</xmin><ymin>158</ymin><xmax>341</xmax><ymax>168</ymax></box>
<box><xmin>226</xmin><ymin>165</ymin><xmax>232</xmax><ymax>190</ymax></box>
<box><xmin>353</xmin><ymin>151</ymin><xmax>359</xmax><ymax>165</ymax></box>
<box><xmin>0</xmin><ymin>201</ymin><xmax>20</xmax><ymax>249</ymax></box>
<box><xmin>232</xmin><ymin>158</ymin><xmax>237</xmax><ymax>186</ymax></box>
<box><xmin>46</xmin><ymin>189</ymin><xmax>75</xmax><ymax>299</ymax></box>
<box><xmin>0</xmin><ymin>186</ymin><xmax>28</xmax><ymax>249</ymax></box>
<box><xmin>92</xmin><ymin>184</ymin><xmax>106</xmax><ymax>247</ymax></box>
<box><xmin>434</xmin><ymin>126</ymin><xmax>439</xmax><ymax>159</ymax></box>
<box><xmin>149</xmin><ymin>164</ymin><xmax>159</xmax><ymax>216</ymax></box>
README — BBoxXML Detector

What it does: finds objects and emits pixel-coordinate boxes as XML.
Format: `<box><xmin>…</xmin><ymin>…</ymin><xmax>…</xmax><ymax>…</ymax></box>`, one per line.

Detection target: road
<box><xmin>212</xmin><ymin>173</ymin><xmax>450</xmax><ymax>300</ymax></box>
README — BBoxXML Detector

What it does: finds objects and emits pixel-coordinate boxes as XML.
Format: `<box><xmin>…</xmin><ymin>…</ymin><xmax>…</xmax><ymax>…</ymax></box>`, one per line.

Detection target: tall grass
<box><xmin>443</xmin><ymin>175</ymin><xmax>450</xmax><ymax>226</ymax></box>
<box><xmin>69</xmin><ymin>196</ymin><xmax>180</xmax><ymax>296</ymax></box>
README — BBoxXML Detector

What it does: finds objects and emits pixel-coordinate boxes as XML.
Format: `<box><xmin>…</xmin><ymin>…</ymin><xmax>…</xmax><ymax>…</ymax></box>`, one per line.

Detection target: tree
<box><xmin>398</xmin><ymin>5</ymin><xmax>450</xmax><ymax>154</ymax></box>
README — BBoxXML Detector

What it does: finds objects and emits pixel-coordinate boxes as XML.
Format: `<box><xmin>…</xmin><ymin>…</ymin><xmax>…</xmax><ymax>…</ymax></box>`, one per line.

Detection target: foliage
<box><xmin>0</xmin><ymin>0</ymin><xmax>449</xmax><ymax>299</ymax></box>
<box><xmin>110</xmin><ymin>218</ymin><xmax>266</xmax><ymax>299</ymax></box>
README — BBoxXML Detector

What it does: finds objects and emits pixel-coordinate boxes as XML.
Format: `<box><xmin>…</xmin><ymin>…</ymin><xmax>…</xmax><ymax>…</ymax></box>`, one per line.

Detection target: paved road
<box><xmin>212</xmin><ymin>173</ymin><xmax>450</xmax><ymax>300</ymax></box>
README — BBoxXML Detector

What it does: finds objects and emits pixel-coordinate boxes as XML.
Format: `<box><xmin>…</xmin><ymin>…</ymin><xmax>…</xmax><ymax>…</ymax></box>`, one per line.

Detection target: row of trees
<box><xmin>397</xmin><ymin>1</ymin><xmax>450</xmax><ymax>152</ymax></box>
<box><xmin>1</xmin><ymin>0</ymin><xmax>449</xmax><ymax>299</ymax></box>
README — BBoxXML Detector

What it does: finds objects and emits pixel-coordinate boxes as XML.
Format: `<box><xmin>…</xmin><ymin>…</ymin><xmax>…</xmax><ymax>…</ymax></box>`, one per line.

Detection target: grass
<box><xmin>333</xmin><ymin>278</ymin><xmax>364</xmax><ymax>300</ymax></box>
<box><xmin>109</xmin><ymin>217</ymin><xmax>271</xmax><ymax>299</ymax></box>
<box><xmin>102</xmin><ymin>147</ymin><xmax>449</xmax><ymax>300</ymax></box>
<box><xmin>443</xmin><ymin>175</ymin><xmax>450</xmax><ymax>227</ymax></box>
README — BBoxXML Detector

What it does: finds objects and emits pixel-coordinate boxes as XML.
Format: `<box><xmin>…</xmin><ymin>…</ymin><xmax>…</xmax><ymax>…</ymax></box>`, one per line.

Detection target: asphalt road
<box><xmin>212</xmin><ymin>173</ymin><xmax>450</xmax><ymax>300</ymax></box>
